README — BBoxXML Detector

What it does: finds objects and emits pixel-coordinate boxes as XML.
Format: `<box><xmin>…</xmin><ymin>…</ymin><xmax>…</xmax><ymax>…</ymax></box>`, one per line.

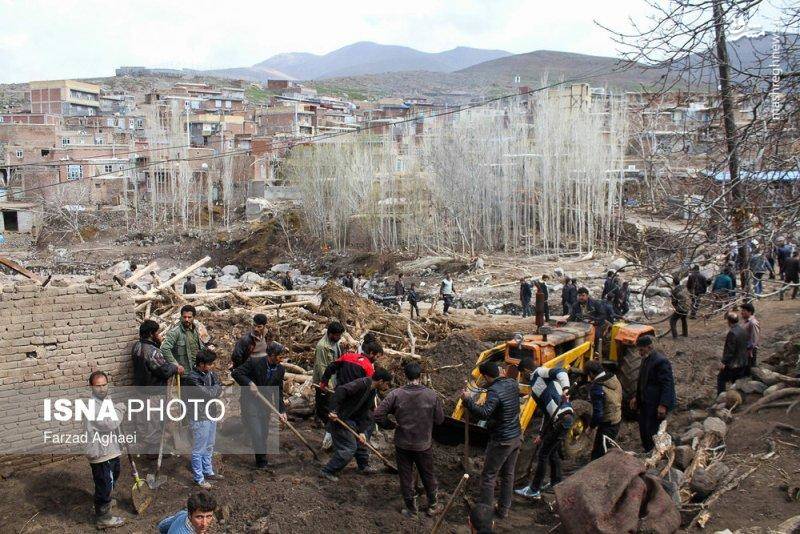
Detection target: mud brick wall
<box><xmin>0</xmin><ymin>279</ymin><xmax>138</xmax><ymax>475</ymax></box>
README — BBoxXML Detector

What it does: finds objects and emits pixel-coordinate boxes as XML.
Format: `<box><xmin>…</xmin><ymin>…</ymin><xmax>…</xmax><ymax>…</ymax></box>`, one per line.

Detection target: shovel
<box><xmin>171</xmin><ymin>374</ymin><xmax>192</xmax><ymax>452</ymax></box>
<box><xmin>332</xmin><ymin>417</ymin><xmax>398</xmax><ymax>473</ymax></box>
<box><xmin>146</xmin><ymin>380</ymin><xmax>173</xmax><ymax>490</ymax></box>
<box><xmin>120</xmin><ymin>426</ymin><xmax>153</xmax><ymax>514</ymax></box>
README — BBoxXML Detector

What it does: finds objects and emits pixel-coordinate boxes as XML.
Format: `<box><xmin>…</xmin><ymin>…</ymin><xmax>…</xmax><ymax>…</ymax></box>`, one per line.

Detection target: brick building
<box><xmin>29</xmin><ymin>80</ymin><xmax>101</xmax><ymax>116</ymax></box>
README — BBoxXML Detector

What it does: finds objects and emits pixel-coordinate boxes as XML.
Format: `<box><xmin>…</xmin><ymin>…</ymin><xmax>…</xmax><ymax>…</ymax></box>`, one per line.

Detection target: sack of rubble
<box><xmin>554</xmin><ymin>448</ymin><xmax>680</xmax><ymax>534</ymax></box>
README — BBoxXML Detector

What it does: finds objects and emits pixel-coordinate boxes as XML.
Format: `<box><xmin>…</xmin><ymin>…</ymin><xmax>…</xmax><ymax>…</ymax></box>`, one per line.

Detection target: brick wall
<box><xmin>0</xmin><ymin>278</ymin><xmax>137</xmax><ymax>474</ymax></box>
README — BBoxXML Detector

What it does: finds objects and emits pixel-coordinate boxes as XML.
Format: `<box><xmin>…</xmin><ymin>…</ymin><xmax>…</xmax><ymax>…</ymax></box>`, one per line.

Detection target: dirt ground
<box><xmin>1</xmin><ymin>292</ymin><xmax>799</xmax><ymax>533</ymax></box>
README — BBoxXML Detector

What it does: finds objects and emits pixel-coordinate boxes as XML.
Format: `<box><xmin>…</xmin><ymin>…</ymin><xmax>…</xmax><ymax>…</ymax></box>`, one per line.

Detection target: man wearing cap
<box><xmin>629</xmin><ymin>335</ymin><xmax>676</xmax><ymax>452</ymax></box>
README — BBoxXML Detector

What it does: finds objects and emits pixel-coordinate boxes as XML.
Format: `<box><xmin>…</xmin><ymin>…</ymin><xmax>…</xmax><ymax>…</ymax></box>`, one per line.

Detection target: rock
<box><xmin>645</xmin><ymin>287</ymin><xmax>672</xmax><ymax>298</ymax></box>
<box><xmin>217</xmin><ymin>274</ymin><xmax>238</xmax><ymax>286</ymax></box>
<box><xmin>732</xmin><ymin>377</ymin><xmax>750</xmax><ymax>391</ymax></box>
<box><xmin>681</xmin><ymin>427</ymin><xmax>704</xmax><ymax>444</ymax></box>
<box><xmin>222</xmin><ymin>265</ymin><xmax>239</xmax><ymax>276</ymax></box>
<box><xmin>674</xmin><ymin>445</ymin><xmax>695</xmax><ymax>470</ymax></box>
<box><xmin>764</xmin><ymin>383</ymin><xmax>786</xmax><ymax>396</ymax></box>
<box><xmin>713</xmin><ymin>408</ymin><xmax>734</xmax><ymax>423</ymax></box>
<box><xmin>690</xmin><ymin>462</ymin><xmax>730</xmax><ymax>500</ymax></box>
<box><xmin>270</xmin><ymin>263</ymin><xmax>292</xmax><ymax>273</ymax></box>
<box><xmin>723</xmin><ymin>389</ymin><xmax>742</xmax><ymax>409</ymax></box>
<box><xmin>554</xmin><ymin>267</ymin><xmax>565</xmax><ymax>278</ymax></box>
<box><xmin>475</xmin><ymin>306</ymin><xmax>489</xmax><ymax>316</ymax></box>
<box><xmin>703</xmin><ymin>417</ymin><xmax>728</xmax><ymax>437</ymax></box>
<box><xmin>750</xmin><ymin>367</ymin><xmax>780</xmax><ymax>386</ymax></box>
<box><xmin>689</xmin><ymin>409</ymin><xmax>707</xmax><ymax>422</ymax></box>
<box><xmin>610</xmin><ymin>258</ymin><xmax>628</xmax><ymax>270</ymax></box>
<box><xmin>741</xmin><ymin>380</ymin><xmax>767</xmax><ymax>395</ymax></box>
<box><xmin>239</xmin><ymin>271</ymin><xmax>264</xmax><ymax>283</ymax></box>
<box><xmin>689</xmin><ymin>421</ymin><xmax>703</xmax><ymax>430</ymax></box>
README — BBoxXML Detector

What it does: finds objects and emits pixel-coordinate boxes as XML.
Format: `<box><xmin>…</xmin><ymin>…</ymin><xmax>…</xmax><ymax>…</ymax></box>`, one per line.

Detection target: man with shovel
<box><xmin>319</xmin><ymin>368</ymin><xmax>393</xmax><ymax>482</ymax></box>
<box><xmin>85</xmin><ymin>371</ymin><xmax>126</xmax><ymax>530</ymax></box>
<box><xmin>232</xmin><ymin>345</ymin><xmax>288</xmax><ymax>470</ymax></box>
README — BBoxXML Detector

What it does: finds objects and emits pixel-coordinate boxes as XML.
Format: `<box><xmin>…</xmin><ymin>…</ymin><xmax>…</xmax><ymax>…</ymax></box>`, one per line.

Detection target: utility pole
<box><xmin>712</xmin><ymin>0</ymin><xmax>749</xmax><ymax>290</ymax></box>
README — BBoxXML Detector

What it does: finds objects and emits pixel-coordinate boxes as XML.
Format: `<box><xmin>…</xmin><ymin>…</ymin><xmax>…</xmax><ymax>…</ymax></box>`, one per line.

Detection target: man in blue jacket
<box><xmin>629</xmin><ymin>335</ymin><xmax>676</xmax><ymax>452</ymax></box>
<box><xmin>158</xmin><ymin>491</ymin><xmax>217</xmax><ymax>534</ymax></box>
<box><xmin>461</xmin><ymin>361</ymin><xmax>521</xmax><ymax>519</ymax></box>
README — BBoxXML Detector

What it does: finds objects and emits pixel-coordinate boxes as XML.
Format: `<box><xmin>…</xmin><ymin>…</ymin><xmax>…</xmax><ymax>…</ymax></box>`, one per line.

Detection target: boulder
<box><xmin>554</xmin><ymin>267</ymin><xmax>565</xmax><ymax>278</ymax></box>
<box><xmin>689</xmin><ymin>409</ymin><xmax>707</xmax><ymax>422</ymax></box>
<box><xmin>732</xmin><ymin>377</ymin><xmax>750</xmax><ymax>391</ymax></box>
<box><xmin>681</xmin><ymin>427</ymin><xmax>704</xmax><ymax>444</ymax></box>
<box><xmin>674</xmin><ymin>445</ymin><xmax>695</xmax><ymax>470</ymax></box>
<box><xmin>609</xmin><ymin>258</ymin><xmax>628</xmax><ymax>270</ymax></box>
<box><xmin>222</xmin><ymin>265</ymin><xmax>239</xmax><ymax>276</ymax></box>
<box><xmin>713</xmin><ymin>408</ymin><xmax>734</xmax><ymax>423</ymax></box>
<box><xmin>690</xmin><ymin>462</ymin><xmax>730</xmax><ymax>500</ymax></box>
<box><xmin>645</xmin><ymin>287</ymin><xmax>673</xmax><ymax>298</ymax></box>
<box><xmin>723</xmin><ymin>389</ymin><xmax>742</xmax><ymax>409</ymax></box>
<box><xmin>239</xmin><ymin>271</ymin><xmax>264</xmax><ymax>283</ymax></box>
<box><xmin>270</xmin><ymin>263</ymin><xmax>292</xmax><ymax>273</ymax></box>
<box><xmin>475</xmin><ymin>306</ymin><xmax>489</xmax><ymax>316</ymax></box>
<box><xmin>217</xmin><ymin>274</ymin><xmax>238</xmax><ymax>286</ymax></box>
<box><xmin>703</xmin><ymin>417</ymin><xmax>728</xmax><ymax>437</ymax></box>
<box><xmin>740</xmin><ymin>380</ymin><xmax>767</xmax><ymax>395</ymax></box>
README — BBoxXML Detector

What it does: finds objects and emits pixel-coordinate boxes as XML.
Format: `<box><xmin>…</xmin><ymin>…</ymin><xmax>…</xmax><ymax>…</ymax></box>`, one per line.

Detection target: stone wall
<box><xmin>0</xmin><ymin>278</ymin><xmax>137</xmax><ymax>474</ymax></box>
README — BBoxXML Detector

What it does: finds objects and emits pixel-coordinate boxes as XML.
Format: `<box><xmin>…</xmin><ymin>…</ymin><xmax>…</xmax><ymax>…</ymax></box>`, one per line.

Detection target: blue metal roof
<box><xmin>712</xmin><ymin>170</ymin><xmax>800</xmax><ymax>182</ymax></box>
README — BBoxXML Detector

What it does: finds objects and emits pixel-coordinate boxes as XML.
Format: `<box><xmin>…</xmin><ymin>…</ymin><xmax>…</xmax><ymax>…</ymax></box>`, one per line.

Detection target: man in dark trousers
<box><xmin>460</xmin><ymin>361</ymin><xmax>521</xmax><ymax>519</ymax></box>
<box><xmin>535</xmin><ymin>275</ymin><xmax>551</xmax><ymax>321</ymax></box>
<box><xmin>782</xmin><ymin>251</ymin><xmax>800</xmax><ymax>300</ymax></box>
<box><xmin>602</xmin><ymin>271</ymin><xmax>616</xmax><ymax>300</ymax></box>
<box><xmin>717</xmin><ymin>312</ymin><xmax>750</xmax><ymax>394</ymax></box>
<box><xmin>519</xmin><ymin>278</ymin><xmax>533</xmax><ymax>318</ymax></box>
<box><xmin>231</xmin><ymin>314</ymin><xmax>285</xmax><ymax>369</ymax></box>
<box><xmin>205</xmin><ymin>275</ymin><xmax>218</xmax><ymax>291</ymax></box>
<box><xmin>394</xmin><ymin>273</ymin><xmax>406</xmax><ymax>305</ymax></box>
<box><xmin>613</xmin><ymin>281</ymin><xmax>630</xmax><ymax>317</ymax></box>
<box><xmin>131</xmin><ymin>319</ymin><xmax>181</xmax><ymax>448</ymax></box>
<box><xmin>281</xmin><ymin>271</ymin><xmax>294</xmax><ymax>291</ymax></box>
<box><xmin>515</xmin><ymin>363</ymin><xmax>572</xmax><ymax>500</ymax></box>
<box><xmin>183</xmin><ymin>276</ymin><xmax>197</xmax><ymax>295</ymax></box>
<box><xmin>585</xmin><ymin>360</ymin><xmax>622</xmax><ymax>460</ymax></box>
<box><xmin>374</xmin><ymin>362</ymin><xmax>444</xmax><ymax>518</ymax></box>
<box><xmin>669</xmin><ymin>275</ymin><xmax>690</xmax><ymax>338</ymax></box>
<box><xmin>342</xmin><ymin>271</ymin><xmax>355</xmax><ymax>290</ymax></box>
<box><xmin>320</xmin><ymin>369</ymin><xmax>393</xmax><ymax>481</ymax></box>
<box><xmin>630</xmin><ymin>335</ymin><xmax>676</xmax><ymax>452</ymax></box>
<box><xmin>686</xmin><ymin>265</ymin><xmax>708</xmax><ymax>319</ymax></box>
<box><xmin>232</xmin><ymin>347</ymin><xmax>288</xmax><ymax>469</ymax></box>
<box><xmin>561</xmin><ymin>277</ymin><xmax>577</xmax><ymax>315</ymax></box>
<box><xmin>741</xmin><ymin>302</ymin><xmax>760</xmax><ymax>371</ymax></box>
<box><xmin>407</xmin><ymin>284</ymin><xmax>421</xmax><ymax>319</ymax></box>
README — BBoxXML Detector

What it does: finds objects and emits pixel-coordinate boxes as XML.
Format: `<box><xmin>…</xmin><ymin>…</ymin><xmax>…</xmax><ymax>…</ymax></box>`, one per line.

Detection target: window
<box><xmin>67</xmin><ymin>165</ymin><xmax>82</xmax><ymax>180</ymax></box>
<box><xmin>94</xmin><ymin>137</ymin><xmax>104</xmax><ymax>145</ymax></box>
<box><xmin>15</xmin><ymin>149</ymin><xmax>23</xmax><ymax>159</ymax></box>
<box><xmin>0</xmin><ymin>117</ymin><xmax>4</xmax><ymax>123</ymax></box>
<box><xmin>191</xmin><ymin>101</ymin><xmax>200</xmax><ymax>110</ymax></box>
<box><xmin>104</xmin><ymin>164</ymin><xmax>113</xmax><ymax>173</ymax></box>
<box><xmin>62</xmin><ymin>138</ymin><xmax>71</xmax><ymax>146</ymax></box>
<box><xmin>225</xmin><ymin>100</ymin><xmax>232</xmax><ymax>109</ymax></box>
<box><xmin>215</xmin><ymin>100</ymin><xmax>221</xmax><ymax>108</ymax></box>
<box><xmin>135</xmin><ymin>118</ymin><xmax>144</xmax><ymax>128</ymax></box>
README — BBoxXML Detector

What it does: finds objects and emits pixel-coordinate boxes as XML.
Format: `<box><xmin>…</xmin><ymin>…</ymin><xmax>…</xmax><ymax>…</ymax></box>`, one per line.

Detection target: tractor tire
<box><xmin>617</xmin><ymin>345</ymin><xmax>642</xmax><ymax>399</ymax></box>
<box><xmin>561</xmin><ymin>399</ymin><xmax>594</xmax><ymax>460</ymax></box>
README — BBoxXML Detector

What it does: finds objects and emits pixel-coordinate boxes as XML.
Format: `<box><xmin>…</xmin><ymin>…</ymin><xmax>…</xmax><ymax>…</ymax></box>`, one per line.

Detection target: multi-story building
<box><xmin>29</xmin><ymin>80</ymin><xmax>101</xmax><ymax>116</ymax></box>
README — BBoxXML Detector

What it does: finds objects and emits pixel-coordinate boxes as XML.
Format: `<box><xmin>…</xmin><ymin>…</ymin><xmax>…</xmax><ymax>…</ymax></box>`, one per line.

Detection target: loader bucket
<box><xmin>433</xmin><ymin>416</ymin><xmax>491</xmax><ymax>448</ymax></box>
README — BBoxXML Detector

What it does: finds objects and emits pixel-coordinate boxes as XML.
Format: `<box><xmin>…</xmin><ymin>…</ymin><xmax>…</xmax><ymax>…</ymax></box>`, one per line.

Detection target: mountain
<box><xmin>217</xmin><ymin>42</ymin><xmax>511</xmax><ymax>81</ymax></box>
<box><xmin>455</xmin><ymin>50</ymin><xmax>666</xmax><ymax>89</ymax></box>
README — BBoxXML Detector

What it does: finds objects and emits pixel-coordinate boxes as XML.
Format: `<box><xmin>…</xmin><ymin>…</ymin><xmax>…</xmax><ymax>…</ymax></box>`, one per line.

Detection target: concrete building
<box><xmin>29</xmin><ymin>80</ymin><xmax>101</xmax><ymax>116</ymax></box>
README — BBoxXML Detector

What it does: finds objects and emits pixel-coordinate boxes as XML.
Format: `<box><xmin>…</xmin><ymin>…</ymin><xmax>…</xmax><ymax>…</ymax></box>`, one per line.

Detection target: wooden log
<box><xmin>153</xmin><ymin>257</ymin><xmax>210</xmax><ymax>294</ymax></box>
<box><xmin>283</xmin><ymin>363</ymin><xmax>310</xmax><ymax>375</ymax></box>
<box><xmin>125</xmin><ymin>261</ymin><xmax>158</xmax><ymax>286</ymax></box>
<box><xmin>384</xmin><ymin>347</ymin><xmax>422</xmax><ymax>360</ymax></box>
<box><xmin>744</xmin><ymin>388</ymin><xmax>800</xmax><ymax>414</ymax></box>
<box><xmin>0</xmin><ymin>256</ymin><xmax>43</xmax><ymax>284</ymax></box>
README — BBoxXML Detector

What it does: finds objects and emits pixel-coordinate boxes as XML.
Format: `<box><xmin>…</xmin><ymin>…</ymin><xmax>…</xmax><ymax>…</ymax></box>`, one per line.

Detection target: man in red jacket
<box><xmin>319</xmin><ymin>340</ymin><xmax>383</xmax><ymax>388</ymax></box>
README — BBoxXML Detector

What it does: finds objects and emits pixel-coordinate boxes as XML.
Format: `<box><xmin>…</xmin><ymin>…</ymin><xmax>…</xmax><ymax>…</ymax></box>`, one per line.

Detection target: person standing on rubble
<box><xmin>281</xmin><ymin>271</ymin><xmax>294</xmax><ymax>290</ymax></box>
<box><xmin>686</xmin><ymin>265</ymin><xmax>708</xmax><ymax>319</ymax></box>
<box><xmin>231</xmin><ymin>314</ymin><xmax>285</xmax><ymax>369</ymax></box>
<box><xmin>561</xmin><ymin>277</ymin><xmax>578</xmax><ymax>315</ymax></box>
<box><xmin>613</xmin><ymin>280</ymin><xmax>630</xmax><ymax>317</ymax></box>
<box><xmin>314</xmin><ymin>322</ymin><xmax>345</xmax><ymax>450</ymax></box>
<box><xmin>782</xmin><ymin>251</ymin><xmax>800</xmax><ymax>300</ymax></box>
<box><xmin>602</xmin><ymin>271</ymin><xmax>616</xmax><ymax>300</ymax></box>
<box><xmin>319</xmin><ymin>369</ymin><xmax>393</xmax><ymax>481</ymax></box>
<box><xmin>183</xmin><ymin>276</ymin><xmax>197</xmax><ymax>295</ymax></box>
<box><xmin>669</xmin><ymin>276</ymin><xmax>690</xmax><ymax>338</ymax></box>
<box><xmin>394</xmin><ymin>273</ymin><xmax>406</xmax><ymax>310</ymax></box>
<box><xmin>205</xmin><ymin>275</ymin><xmax>218</xmax><ymax>291</ymax></box>
<box><xmin>374</xmin><ymin>362</ymin><xmax>444</xmax><ymax>518</ymax></box>
<box><xmin>440</xmin><ymin>274</ymin><xmax>456</xmax><ymax>315</ymax></box>
<box><xmin>535</xmin><ymin>275</ymin><xmax>551</xmax><ymax>321</ymax></box>
<box><xmin>519</xmin><ymin>277</ymin><xmax>533</xmax><ymax>318</ymax></box>
<box><xmin>749</xmin><ymin>248</ymin><xmax>773</xmax><ymax>296</ymax></box>
<box><xmin>460</xmin><ymin>361</ymin><xmax>521</xmax><ymax>519</ymax></box>
<box><xmin>162</xmin><ymin>305</ymin><xmax>204</xmax><ymax>376</ymax></box>
<box><xmin>85</xmin><ymin>371</ymin><xmax>126</xmax><ymax>529</ymax></box>
<box><xmin>740</xmin><ymin>302</ymin><xmax>760</xmax><ymax>371</ymax></box>
<box><xmin>515</xmin><ymin>363</ymin><xmax>573</xmax><ymax>500</ymax></box>
<box><xmin>717</xmin><ymin>312</ymin><xmax>749</xmax><ymax>394</ymax></box>
<box><xmin>320</xmin><ymin>340</ymin><xmax>383</xmax><ymax>388</ymax></box>
<box><xmin>407</xmin><ymin>284</ymin><xmax>421</xmax><ymax>319</ymax></box>
<box><xmin>184</xmin><ymin>349</ymin><xmax>223</xmax><ymax>489</ymax></box>
<box><xmin>630</xmin><ymin>335</ymin><xmax>675</xmax><ymax>452</ymax></box>
<box><xmin>232</xmin><ymin>343</ymin><xmax>288</xmax><ymax>469</ymax></box>
<box><xmin>342</xmin><ymin>271</ymin><xmax>355</xmax><ymax>290</ymax></box>
<box><xmin>584</xmin><ymin>360</ymin><xmax>622</xmax><ymax>460</ymax></box>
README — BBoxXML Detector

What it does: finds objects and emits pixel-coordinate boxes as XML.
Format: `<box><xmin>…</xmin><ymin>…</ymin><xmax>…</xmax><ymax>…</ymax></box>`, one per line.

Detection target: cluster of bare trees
<box><xmin>288</xmin><ymin>94</ymin><xmax>628</xmax><ymax>255</ymax></box>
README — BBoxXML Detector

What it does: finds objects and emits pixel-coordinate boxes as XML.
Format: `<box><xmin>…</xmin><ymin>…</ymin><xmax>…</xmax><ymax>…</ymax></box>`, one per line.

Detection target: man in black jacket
<box><xmin>230</xmin><ymin>314</ymin><xmax>285</xmax><ymax>369</ymax></box>
<box><xmin>602</xmin><ymin>271</ymin><xmax>616</xmax><ymax>300</ymax></box>
<box><xmin>519</xmin><ymin>278</ymin><xmax>533</xmax><ymax>317</ymax></box>
<box><xmin>782</xmin><ymin>251</ymin><xmax>800</xmax><ymax>300</ymax></box>
<box><xmin>561</xmin><ymin>278</ymin><xmax>577</xmax><ymax>315</ymax></box>
<box><xmin>205</xmin><ymin>275</ymin><xmax>218</xmax><ymax>291</ymax></box>
<box><xmin>630</xmin><ymin>335</ymin><xmax>676</xmax><ymax>452</ymax></box>
<box><xmin>535</xmin><ymin>275</ymin><xmax>551</xmax><ymax>321</ymax></box>
<box><xmin>686</xmin><ymin>265</ymin><xmax>708</xmax><ymax>319</ymax></box>
<box><xmin>232</xmin><ymin>349</ymin><xmax>288</xmax><ymax>469</ymax></box>
<box><xmin>717</xmin><ymin>312</ymin><xmax>749</xmax><ymax>394</ymax></box>
<box><xmin>460</xmin><ymin>361</ymin><xmax>521</xmax><ymax>519</ymax></box>
<box><xmin>131</xmin><ymin>319</ymin><xmax>180</xmax><ymax>448</ymax></box>
<box><xmin>183</xmin><ymin>276</ymin><xmax>197</xmax><ymax>295</ymax></box>
<box><xmin>320</xmin><ymin>369</ymin><xmax>393</xmax><ymax>482</ymax></box>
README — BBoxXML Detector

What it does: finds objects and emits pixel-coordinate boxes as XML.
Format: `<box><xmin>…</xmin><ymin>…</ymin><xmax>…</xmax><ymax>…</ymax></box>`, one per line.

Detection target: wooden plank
<box><xmin>0</xmin><ymin>256</ymin><xmax>43</xmax><ymax>284</ymax></box>
<box><xmin>154</xmin><ymin>257</ymin><xmax>210</xmax><ymax>292</ymax></box>
<box><xmin>125</xmin><ymin>261</ymin><xmax>158</xmax><ymax>285</ymax></box>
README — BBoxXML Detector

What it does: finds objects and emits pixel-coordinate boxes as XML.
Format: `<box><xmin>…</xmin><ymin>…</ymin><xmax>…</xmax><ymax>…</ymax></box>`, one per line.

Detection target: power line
<box><xmin>11</xmin><ymin>66</ymin><xmax>620</xmax><ymax>198</ymax></box>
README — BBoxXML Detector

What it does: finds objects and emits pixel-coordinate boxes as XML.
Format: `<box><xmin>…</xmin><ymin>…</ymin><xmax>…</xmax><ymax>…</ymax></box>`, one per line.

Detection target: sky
<box><xmin>0</xmin><ymin>0</ymin><xmax>788</xmax><ymax>84</ymax></box>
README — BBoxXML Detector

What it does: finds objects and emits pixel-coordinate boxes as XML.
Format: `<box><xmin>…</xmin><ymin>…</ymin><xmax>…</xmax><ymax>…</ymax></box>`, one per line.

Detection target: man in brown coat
<box><xmin>374</xmin><ymin>362</ymin><xmax>444</xmax><ymax>518</ymax></box>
